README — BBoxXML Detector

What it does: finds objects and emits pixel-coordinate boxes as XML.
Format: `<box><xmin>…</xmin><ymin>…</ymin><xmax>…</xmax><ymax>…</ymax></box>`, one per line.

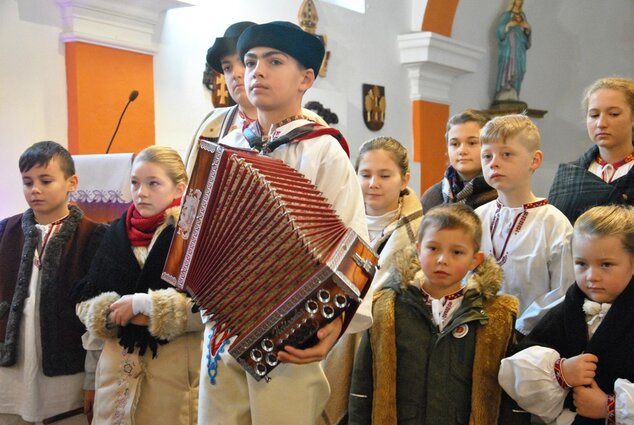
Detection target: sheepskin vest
<box><xmin>0</xmin><ymin>206</ymin><xmax>104</xmax><ymax>375</ymax></box>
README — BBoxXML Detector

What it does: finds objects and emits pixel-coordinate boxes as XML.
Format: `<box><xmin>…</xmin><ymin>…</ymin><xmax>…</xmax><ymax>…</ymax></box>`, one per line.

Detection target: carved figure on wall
<box><xmin>494</xmin><ymin>0</ymin><xmax>531</xmax><ymax>102</ymax></box>
<box><xmin>363</xmin><ymin>84</ymin><xmax>385</xmax><ymax>131</ymax></box>
<box><xmin>201</xmin><ymin>62</ymin><xmax>235</xmax><ymax>107</ymax></box>
<box><xmin>298</xmin><ymin>0</ymin><xmax>330</xmax><ymax>77</ymax></box>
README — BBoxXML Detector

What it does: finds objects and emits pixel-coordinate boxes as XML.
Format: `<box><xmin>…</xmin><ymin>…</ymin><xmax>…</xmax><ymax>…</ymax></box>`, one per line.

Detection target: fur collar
<box><xmin>383</xmin><ymin>246</ymin><xmax>503</xmax><ymax>301</ymax></box>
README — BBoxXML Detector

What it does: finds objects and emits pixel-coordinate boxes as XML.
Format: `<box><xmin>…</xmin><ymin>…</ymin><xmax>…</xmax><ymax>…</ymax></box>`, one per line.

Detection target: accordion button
<box><xmin>322</xmin><ymin>304</ymin><xmax>335</xmax><ymax>319</ymax></box>
<box><xmin>334</xmin><ymin>294</ymin><xmax>348</xmax><ymax>309</ymax></box>
<box><xmin>305</xmin><ymin>299</ymin><xmax>319</xmax><ymax>314</ymax></box>
<box><xmin>250</xmin><ymin>349</ymin><xmax>263</xmax><ymax>362</ymax></box>
<box><xmin>261</xmin><ymin>339</ymin><xmax>274</xmax><ymax>352</ymax></box>
<box><xmin>255</xmin><ymin>363</ymin><xmax>268</xmax><ymax>377</ymax></box>
<box><xmin>317</xmin><ymin>289</ymin><xmax>331</xmax><ymax>303</ymax></box>
<box><xmin>265</xmin><ymin>353</ymin><xmax>279</xmax><ymax>366</ymax></box>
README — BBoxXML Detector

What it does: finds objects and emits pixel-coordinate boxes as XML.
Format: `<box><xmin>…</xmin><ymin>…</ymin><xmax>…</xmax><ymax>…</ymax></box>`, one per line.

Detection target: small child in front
<box><xmin>348</xmin><ymin>203</ymin><xmax>519</xmax><ymax>424</ymax></box>
<box><xmin>0</xmin><ymin>141</ymin><xmax>104</xmax><ymax>424</ymax></box>
<box><xmin>476</xmin><ymin>114</ymin><xmax>575</xmax><ymax>335</ymax></box>
<box><xmin>197</xmin><ymin>21</ymin><xmax>369</xmax><ymax>425</ymax></box>
<box><xmin>499</xmin><ymin>205</ymin><xmax>634</xmax><ymax>424</ymax></box>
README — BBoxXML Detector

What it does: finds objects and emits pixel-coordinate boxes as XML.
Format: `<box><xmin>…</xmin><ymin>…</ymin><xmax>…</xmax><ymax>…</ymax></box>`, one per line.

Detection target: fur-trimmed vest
<box><xmin>0</xmin><ymin>206</ymin><xmax>105</xmax><ymax>375</ymax></box>
<box><xmin>74</xmin><ymin>207</ymin><xmax>186</xmax><ymax>356</ymax></box>
<box><xmin>349</xmin><ymin>250</ymin><xmax>519</xmax><ymax>425</ymax></box>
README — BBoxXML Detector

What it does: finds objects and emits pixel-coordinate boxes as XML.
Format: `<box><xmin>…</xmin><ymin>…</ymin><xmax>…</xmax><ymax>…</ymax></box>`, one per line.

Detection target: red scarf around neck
<box><xmin>125</xmin><ymin>198</ymin><xmax>180</xmax><ymax>247</ymax></box>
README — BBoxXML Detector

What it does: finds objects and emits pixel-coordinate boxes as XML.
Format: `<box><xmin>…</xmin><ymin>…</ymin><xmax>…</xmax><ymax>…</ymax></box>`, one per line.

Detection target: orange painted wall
<box><xmin>421</xmin><ymin>0</ymin><xmax>459</xmax><ymax>36</ymax></box>
<box><xmin>414</xmin><ymin>0</ymin><xmax>459</xmax><ymax>191</ymax></box>
<box><xmin>412</xmin><ymin>100</ymin><xmax>449</xmax><ymax>190</ymax></box>
<box><xmin>65</xmin><ymin>42</ymin><xmax>155</xmax><ymax>154</ymax></box>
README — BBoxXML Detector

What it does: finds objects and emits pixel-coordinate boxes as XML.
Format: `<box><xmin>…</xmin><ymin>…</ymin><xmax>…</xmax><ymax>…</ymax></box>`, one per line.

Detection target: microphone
<box><xmin>105</xmin><ymin>90</ymin><xmax>139</xmax><ymax>154</ymax></box>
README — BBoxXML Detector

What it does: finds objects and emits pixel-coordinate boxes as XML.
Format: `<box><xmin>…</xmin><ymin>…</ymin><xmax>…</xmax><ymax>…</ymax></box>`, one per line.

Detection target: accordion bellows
<box><xmin>163</xmin><ymin>141</ymin><xmax>377</xmax><ymax>381</ymax></box>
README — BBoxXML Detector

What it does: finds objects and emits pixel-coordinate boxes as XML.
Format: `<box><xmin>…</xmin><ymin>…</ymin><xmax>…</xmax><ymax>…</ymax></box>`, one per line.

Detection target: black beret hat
<box><xmin>237</xmin><ymin>21</ymin><xmax>325</xmax><ymax>77</ymax></box>
<box><xmin>206</xmin><ymin>21</ymin><xmax>256</xmax><ymax>73</ymax></box>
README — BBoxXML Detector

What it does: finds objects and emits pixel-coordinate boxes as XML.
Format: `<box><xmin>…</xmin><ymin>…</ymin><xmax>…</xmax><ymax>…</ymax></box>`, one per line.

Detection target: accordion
<box><xmin>163</xmin><ymin>141</ymin><xmax>377</xmax><ymax>381</ymax></box>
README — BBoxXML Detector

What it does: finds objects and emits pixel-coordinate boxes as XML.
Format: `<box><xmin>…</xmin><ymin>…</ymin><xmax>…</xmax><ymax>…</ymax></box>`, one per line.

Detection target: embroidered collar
<box><xmin>595</xmin><ymin>151</ymin><xmax>634</xmax><ymax>183</ymax></box>
<box><xmin>420</xmin><ymin>286</ymin><xmax>464</xmax><ymax>305</ymax></box>
<box><xmin>489</xmin><ymin>199</ymin><xmax>548</xmax><ymax>265</ymax></box>
<box><xmin>420</xmin><ymin>287</ymin><xmax>465</xmax><ymax>332</ymax></box>
<box><xmin>271</xmin><ymin>114</ymin><xmax>309</xmax><ymax>131</ymax></box>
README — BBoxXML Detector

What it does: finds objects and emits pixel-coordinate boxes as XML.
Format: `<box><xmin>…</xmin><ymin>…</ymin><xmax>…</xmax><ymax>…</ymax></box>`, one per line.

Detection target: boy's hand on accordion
<box><xmin>276</xmin><ymin>316</ymin><xmax>343</xmax><ymax>364</ymax></box>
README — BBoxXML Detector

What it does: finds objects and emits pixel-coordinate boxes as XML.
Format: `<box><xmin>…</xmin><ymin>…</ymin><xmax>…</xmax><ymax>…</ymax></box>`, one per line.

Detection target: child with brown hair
<box><xmin>421</xmin><ymin>109</ymin><xmax>496</xmax><ymax>212</ymax></box>
<box><xmin>0</xmin><ymin>141</ymin><xmax>105</xmax><ymax>424</ymax></box>
<box><xmin>349</xmin><ymin>203</ymin><xmax>519</xmax><ymax>424</ymax></box>
<box><xmin>196</xmin><ymin>21</ymin><xmax>369</xmax><ymax>425</ymax></box>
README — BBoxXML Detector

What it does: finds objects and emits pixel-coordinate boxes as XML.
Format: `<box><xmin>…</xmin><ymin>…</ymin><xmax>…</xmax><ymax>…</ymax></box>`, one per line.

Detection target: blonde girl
<box><xmin>549</xmin><ymin>77</ymin><xmax>634</xmax><ymax>224</ymax></box>
<box><xmin>75</xmin><ymin>146</ymin><xmax>203</xmax><ymax>425</ymax></box>
<box><xmin>500</xmin><ymin>205</ymin><xmax>634</xmax><ymax>424</ymax></box>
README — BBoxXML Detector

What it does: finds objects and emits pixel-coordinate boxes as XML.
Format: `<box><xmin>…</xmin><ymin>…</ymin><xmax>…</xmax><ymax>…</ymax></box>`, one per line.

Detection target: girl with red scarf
<box><xmin>74</xmin><ymin>146</ymin><xmax>203</xmax><ymax>425</ymax></box>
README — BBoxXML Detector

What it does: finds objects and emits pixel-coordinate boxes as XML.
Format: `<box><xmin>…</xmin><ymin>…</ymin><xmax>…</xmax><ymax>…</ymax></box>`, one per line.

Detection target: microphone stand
<box><xmin>105</xmin><ymin>90</ymin><xmax>138</xmax><ymax>154</ymax></box>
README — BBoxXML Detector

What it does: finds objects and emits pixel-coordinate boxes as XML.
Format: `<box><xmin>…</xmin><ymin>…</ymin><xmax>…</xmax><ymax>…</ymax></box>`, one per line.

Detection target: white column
<box><xmin>55</xmin><ymin>0</ymin><xmax>196</xmax><ymax>54</ymax></box>
<box><xmin>397</xmin><ymin>31</ymin><xmax>485</xmax><ymax>104</ymax></box>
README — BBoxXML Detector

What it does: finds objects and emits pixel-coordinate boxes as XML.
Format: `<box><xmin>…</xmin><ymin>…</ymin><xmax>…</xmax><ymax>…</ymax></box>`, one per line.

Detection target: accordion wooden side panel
<box><xmin>163</xmin><ymin>141</ymin><xmax>226</xmax><ymax>289</ymax></box>
<box><xmin>162</xmin><ymin>141</ymin><xmax>378</xmax><ymax>381</ymax></box>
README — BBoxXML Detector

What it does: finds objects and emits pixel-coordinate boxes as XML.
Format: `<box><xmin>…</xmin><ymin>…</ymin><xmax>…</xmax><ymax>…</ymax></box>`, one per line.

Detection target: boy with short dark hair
<box><xmin>475</xmin><ymin>114</ymin><xmax>575</xmax><ymax>335</ymax></box>
<box><xmin>0</xmin><ymin>141</ymin><xmax>105</xmax><ymax>424</ymax></box>
<box><xmin>197</xmin><ymin>21</ymin><xmax>369</xmax><ymax>425</ymax></box>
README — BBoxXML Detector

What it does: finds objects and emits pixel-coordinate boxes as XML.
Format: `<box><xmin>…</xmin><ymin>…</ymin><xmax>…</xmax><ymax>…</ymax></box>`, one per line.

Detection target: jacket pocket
<box><xmin>397</xmin><ymin>402</ymin><xmax>419</xmax><ymax>422</ymax></box>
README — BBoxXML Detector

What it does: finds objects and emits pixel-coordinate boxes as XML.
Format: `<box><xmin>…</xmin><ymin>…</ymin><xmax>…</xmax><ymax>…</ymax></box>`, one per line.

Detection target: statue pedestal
<box><xmin>487</xmin><ymin>100</ymin><xmax>547</xmax><ymax>118</ymax></box>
